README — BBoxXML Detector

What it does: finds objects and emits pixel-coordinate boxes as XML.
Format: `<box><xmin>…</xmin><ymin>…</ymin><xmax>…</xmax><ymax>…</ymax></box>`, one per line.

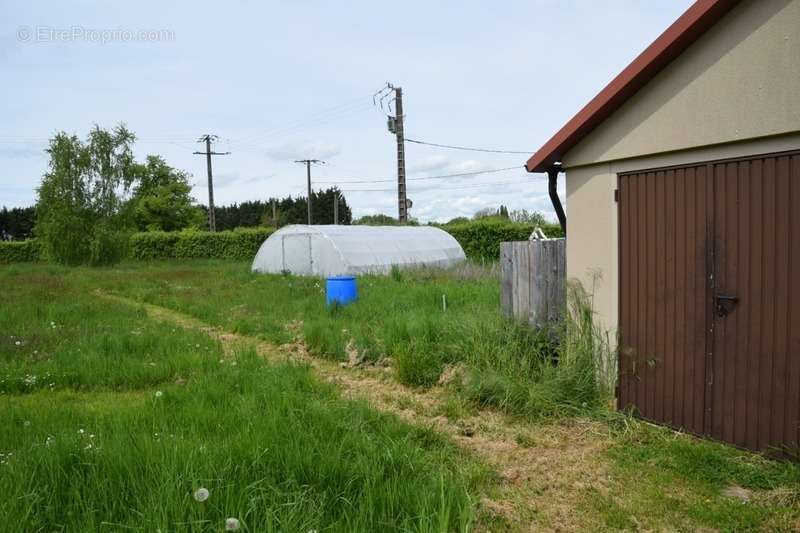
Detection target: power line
<box><xmin>339</xmin><ymin>177</ymin><xmax>536</xmax><ymax>193</ymax></box>
<box><xmin>231</xmin><ymin>96</ymin><xmax>374</xmax><ymax>150</ymax></box>
<box><xmin>405</xmin><ymin>138</ymin><xmax>530</xmax><ymax>155</ymax></box>
<box><xmin>313</xmin><ymin>165</ymin><xmax>522</xmax><ymax>185</ymax></box>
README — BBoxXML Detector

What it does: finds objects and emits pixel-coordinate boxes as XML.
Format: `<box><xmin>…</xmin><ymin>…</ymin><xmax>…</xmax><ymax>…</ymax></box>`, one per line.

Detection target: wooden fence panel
<box><xmin>501</xmin><ymin>239</ymin><xmax>566</xmax><ymax>327</ymax></box>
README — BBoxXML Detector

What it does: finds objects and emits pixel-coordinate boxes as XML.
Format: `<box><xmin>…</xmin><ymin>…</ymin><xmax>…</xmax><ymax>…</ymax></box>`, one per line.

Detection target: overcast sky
<box><xmin>0</xmin><ymin>0</ymin><xmax>693</xmax><ymax>222</ymax></box>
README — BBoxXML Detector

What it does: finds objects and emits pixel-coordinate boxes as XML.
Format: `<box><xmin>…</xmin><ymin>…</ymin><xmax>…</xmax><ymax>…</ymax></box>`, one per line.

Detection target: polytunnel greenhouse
<box><xmin>251</xmin><ymin>224</ymin><xmax>466</xmax><ymax>277</ymax></box>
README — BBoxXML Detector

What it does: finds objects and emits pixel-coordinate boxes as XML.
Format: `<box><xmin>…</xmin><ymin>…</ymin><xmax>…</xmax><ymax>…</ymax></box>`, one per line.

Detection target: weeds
<box><xmin>460</xmin><ymin>281</ymin><xmax>614</xmax><ymax>419</ymax></box>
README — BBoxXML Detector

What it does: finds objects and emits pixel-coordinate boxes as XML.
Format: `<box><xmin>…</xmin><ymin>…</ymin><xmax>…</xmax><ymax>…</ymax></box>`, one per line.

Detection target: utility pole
<box><xmin>333</xmin><ymin>191</ymin><xmax>339</xmax><ymax>225</ymax></box>
<box><xmin>193</xmin><ymin>134</ymin><xmax>230</xmax><ymax>232</ymax></box>
<box><xmin>379</xmin><ymin>83</ymin><xmax>408</xmax><ymax>223</ymax></box>
<box><xmin>294</xmin><ymin>159</ymin><xmax>324</xmax><ymax>224</ymax></box>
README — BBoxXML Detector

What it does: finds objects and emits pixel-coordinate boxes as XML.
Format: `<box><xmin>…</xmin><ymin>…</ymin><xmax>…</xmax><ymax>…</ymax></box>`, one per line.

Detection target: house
<box><xmin>526</xmin><ymin>0</ymin><xmax>799</xmax><ymax>454</ymax></box>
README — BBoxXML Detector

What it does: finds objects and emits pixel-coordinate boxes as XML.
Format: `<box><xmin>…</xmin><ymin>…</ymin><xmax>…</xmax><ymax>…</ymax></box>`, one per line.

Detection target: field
<box><xmin>1</xmin><ymin>260</ymin><xmax>798</xmax><ymax>532</ymax></box>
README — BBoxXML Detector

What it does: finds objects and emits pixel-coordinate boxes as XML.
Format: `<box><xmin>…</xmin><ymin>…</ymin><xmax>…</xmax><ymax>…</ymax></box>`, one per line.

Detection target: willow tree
<box><xmin>35</xmin><ymin>124</ymin><xmax>136</xmax><ymax>265</ymax></box>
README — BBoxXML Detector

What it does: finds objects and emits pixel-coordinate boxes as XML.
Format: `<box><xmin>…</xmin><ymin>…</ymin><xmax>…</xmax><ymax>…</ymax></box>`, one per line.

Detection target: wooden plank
<box><xmin>517</xmin><ymin>242</ymin><xmax>531</xmax><ymax>322</ymax></box>
<box><xmin>500</xmin><ymin>242</ymin><xmax>513</xmax><ymax>317</ymax></box>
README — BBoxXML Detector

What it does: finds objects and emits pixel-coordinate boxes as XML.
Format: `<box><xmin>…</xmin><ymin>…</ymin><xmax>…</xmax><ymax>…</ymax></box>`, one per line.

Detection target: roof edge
<box><xmin>525</xmin><ymin>0</ymin><xmax>740</xmax><ymax>173</ymax></box>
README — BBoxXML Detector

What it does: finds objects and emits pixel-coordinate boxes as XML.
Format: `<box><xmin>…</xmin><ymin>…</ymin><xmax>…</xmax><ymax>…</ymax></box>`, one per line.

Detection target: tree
<box><xmin>209</xmin><ymin>189</ymin><xmax>353</xmax><ymax>230</ymax></box>
<box><xmin>36</xmin><ymin>124</ymin><xmax>136</xmax><ymax>265</ymax></box>
<box><xmin>0</xmin><ymin>206</ymin><xmax>36</xmax><ymax>240</ymax></box>
<box><xmin>508</xmin><ymin>209</ymin><xmax>547</xmax><ymax>226</ymax></box>
<box><xmin>129</xmin><ymin>156</ymin><xmax>204</xmax><ymax>231</ymax></box>
<box><xmin>473</xmin><ymin>207</ymin><xmax>499</xmax><ymax>219</ymax></box>
<box><xmin>354</xmin><ymin>214</ymin><xmax>400</xmax><ymax>226</ymax></box>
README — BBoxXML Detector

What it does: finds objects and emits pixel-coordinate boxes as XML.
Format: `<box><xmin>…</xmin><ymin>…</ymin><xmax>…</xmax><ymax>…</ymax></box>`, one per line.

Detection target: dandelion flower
<box><xmin>193</xmin><ymin>487</ymin><xmax>210</xmax><ymax>502</ymax></box>
<box><xmin>225</xmin><ymin>517</ymin><xmax>240</xmax><ymax>531</ymax></box>
<box><xmin>155</xmin><ymin>390</ymin><xmax>163</xmax><ymax>398</ymax></box>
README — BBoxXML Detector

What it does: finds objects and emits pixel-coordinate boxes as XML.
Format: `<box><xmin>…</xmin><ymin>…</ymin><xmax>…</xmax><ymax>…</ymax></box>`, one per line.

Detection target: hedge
<box><xmin>0</xmin><ymin>239</ymin><xmax>41</xmax><ymax>263</ymax></box>
<box><xmin>129</xmin><ymin>228</ymin><xmax>274</xmax><ymax>261</ymax></box>
<box><xmin>442</xmin><ymin>219</ymin><xmax>564</xmax><ymax>261</ymax></box>
<box><xmin>0</xmin><ymin>221</ymin><xmax>561</xmax><ymax>264</ymax></box>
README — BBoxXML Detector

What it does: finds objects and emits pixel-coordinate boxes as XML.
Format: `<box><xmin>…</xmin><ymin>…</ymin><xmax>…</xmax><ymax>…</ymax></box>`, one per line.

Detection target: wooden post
<box><xmin>500</xmin><ymin>238</ymin><xmax>566</xmax><ymax>327</ymax></box>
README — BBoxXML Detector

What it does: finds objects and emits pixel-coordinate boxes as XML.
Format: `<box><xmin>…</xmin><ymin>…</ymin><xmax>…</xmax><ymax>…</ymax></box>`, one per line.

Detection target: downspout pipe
<box><xmin>547</xmin><ymin>165</ymin><xmax>567</xmax><ymax>234</ymax></box>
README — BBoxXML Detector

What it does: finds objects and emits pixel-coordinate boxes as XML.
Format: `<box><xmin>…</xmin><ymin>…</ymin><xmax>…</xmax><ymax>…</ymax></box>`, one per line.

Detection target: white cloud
<box><xmin>408</xmin><ymin>155</ymin><xmax>450</xmax><ymax>173</ymax></box>
<box><xmin>265</xmin><ymin>140</ymin><xmax>341</xmax><ymax>161</ymax></box>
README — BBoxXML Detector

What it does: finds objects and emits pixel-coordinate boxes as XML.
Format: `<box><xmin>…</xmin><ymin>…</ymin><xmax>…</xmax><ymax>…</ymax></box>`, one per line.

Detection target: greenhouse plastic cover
<box><xmin>251</xmin><ymin>224</ymin><xmax>466</xmax><ymax>277</ymax></box>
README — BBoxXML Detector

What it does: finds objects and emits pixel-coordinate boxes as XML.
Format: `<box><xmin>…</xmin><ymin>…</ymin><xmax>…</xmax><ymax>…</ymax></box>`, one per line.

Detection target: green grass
<box><xmin>0</xmin><ymin>269</ymin><xmax>219</xmax><ymax>394</ymax></box>
<box><xmin>0</xmin><ymin>265</ymin><xmax>488</xmax><ymax>532</ymax></box>
<box><xmin>57</xmin><ymin>259</ymin><xmax>609</xmax><ymax>420</ymax></box>
<box><xmin>3</xmin><ymin>261</ymin><xmax>799</xmax><ymax>532</ymax></box>
<box><xmin>601</xmin><ymin>417</ymin><xmax>800</xmax><ymax>531</ymax></box>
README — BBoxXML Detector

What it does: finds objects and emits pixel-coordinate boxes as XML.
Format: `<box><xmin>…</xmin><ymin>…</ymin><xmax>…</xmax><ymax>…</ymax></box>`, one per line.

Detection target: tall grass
<box><xmin>0</xmin><ymin>266</ymin><xmax>487</xmax><ymax>531</ymax></box>
<box><xmin>59</xmin><ymin>260</ymin><xmax>614</xmax><ymax>420</ymax></box>
<box><xmin>460</xmin><ymin>281</ymin><xmax>614</xmax><ymax>418</ymax></box>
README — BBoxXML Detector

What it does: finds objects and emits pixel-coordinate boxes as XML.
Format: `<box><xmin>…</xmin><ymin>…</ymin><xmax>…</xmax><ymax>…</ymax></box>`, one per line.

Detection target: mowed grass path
<box><xmin>1</xmin><ymin>261</ymin><xmax>799</xmax><ymax>531</ymax></box>
<box><xmin>0</xmin><ymin>265</ymin><xmax>488</xmax><ymax>532</ymax></box>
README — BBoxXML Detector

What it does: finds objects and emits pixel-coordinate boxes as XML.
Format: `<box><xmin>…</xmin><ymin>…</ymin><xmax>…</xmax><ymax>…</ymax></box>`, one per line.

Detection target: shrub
<box><xmin>0</xmin><ymin>239</ymin><xmax>41</xmax><ymax>263</ymax></box>
<box><xmin>442</xmin><ymin>218</ymin><xmax>563</xmax><ymax>261</ymax></box>
<box><xmin>129</xmin><ymin>228</ymin><xmax>274</xmax><ymax>261</ymax></box>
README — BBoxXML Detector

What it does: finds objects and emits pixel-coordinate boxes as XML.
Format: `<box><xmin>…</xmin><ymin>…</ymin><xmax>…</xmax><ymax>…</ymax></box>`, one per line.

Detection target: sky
<box><xmin>0</xmin><ymin>0</ymin><xmax>694</xmax><ymax>223</ymax></box>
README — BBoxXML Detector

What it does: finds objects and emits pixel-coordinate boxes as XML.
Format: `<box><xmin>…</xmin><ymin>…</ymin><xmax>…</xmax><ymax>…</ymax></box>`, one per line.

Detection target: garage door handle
<box><xmin>715</xmin><ymin>293</ymin><xmax>738</xmax><ymax>317</ymax></box>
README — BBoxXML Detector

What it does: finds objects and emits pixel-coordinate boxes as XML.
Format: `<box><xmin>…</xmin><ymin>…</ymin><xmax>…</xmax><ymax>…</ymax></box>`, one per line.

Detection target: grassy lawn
<box><xmin>0</xmin><ymin>266</ymin><xmax>487</xmax><ymax>531</ymax></box>
<box><xmin>1</xmin><ymin>261</ymin><xmax>798</xmax><ymax>531</ymax></box>
<box><xmin>65</xmin><ymin>260</ymin><xmax>606</xmax><ymax>418</ymax></box>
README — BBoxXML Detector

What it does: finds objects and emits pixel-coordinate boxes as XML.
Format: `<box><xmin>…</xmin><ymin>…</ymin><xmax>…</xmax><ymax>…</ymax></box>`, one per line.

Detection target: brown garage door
<box><xmin>617</xmin><ymin>150</ymin><xmax>800</xmax><ymax>456</ymax></box>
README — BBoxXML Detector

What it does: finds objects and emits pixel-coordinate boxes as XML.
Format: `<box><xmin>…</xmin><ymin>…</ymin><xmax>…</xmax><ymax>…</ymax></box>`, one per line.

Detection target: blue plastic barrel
<box><xmin>326</xmin><ymin>276</ymin><xmax>358</xmax><ymax>306</ymax></box>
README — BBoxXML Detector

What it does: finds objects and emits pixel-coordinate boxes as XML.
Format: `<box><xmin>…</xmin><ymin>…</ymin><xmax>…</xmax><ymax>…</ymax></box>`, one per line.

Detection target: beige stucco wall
<box><xmin>560</xmin><ymin>0</ymin><xmax>800</xmax><ymax>335</ymax></box>
<box><xmin>566</xmin><ymin>0</ymin><xmax>799</xmax><ymax>168</ymax></box>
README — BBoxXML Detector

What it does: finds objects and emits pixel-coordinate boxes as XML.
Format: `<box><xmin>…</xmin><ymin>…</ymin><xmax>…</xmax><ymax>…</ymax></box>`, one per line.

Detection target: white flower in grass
<box><xmin>23</xmin><ymin>420</ymin><xmax>30</xmax><ymax>427</ymax></box>
<box><xmin>195</xmin><ymin>344</ymin><xmax>201</xmax><ymax>348</ymax></box>
<box><xmin>193</xmin><ymin>487</ymin><xmax>210</xmax><ymax>502</ymax></box>
<box><xmin>14</xmin><ymin>341</ymin><xmax>21</xmax><ymax>346</ymax></box>
<box><xmin>77</xmin><ymin>428</ymin><xmax>85</xmax><ymax>435</ymax></box>
<box><xmin>225</xmin><ymin>517</ymin><xmax>240</xmax><ymax>531</ymax></box>
<box><xmin>155</xmin><ymin>390</ymin><xmax>163</xmax><ymax>398</ymax></box>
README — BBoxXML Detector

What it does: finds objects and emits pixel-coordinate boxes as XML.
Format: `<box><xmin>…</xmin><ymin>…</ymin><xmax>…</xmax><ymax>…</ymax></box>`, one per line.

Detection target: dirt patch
<box><xmin>98</xmin><ymin>290</ymin><xmax>613</xmax><ymax>531</ymax></box>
